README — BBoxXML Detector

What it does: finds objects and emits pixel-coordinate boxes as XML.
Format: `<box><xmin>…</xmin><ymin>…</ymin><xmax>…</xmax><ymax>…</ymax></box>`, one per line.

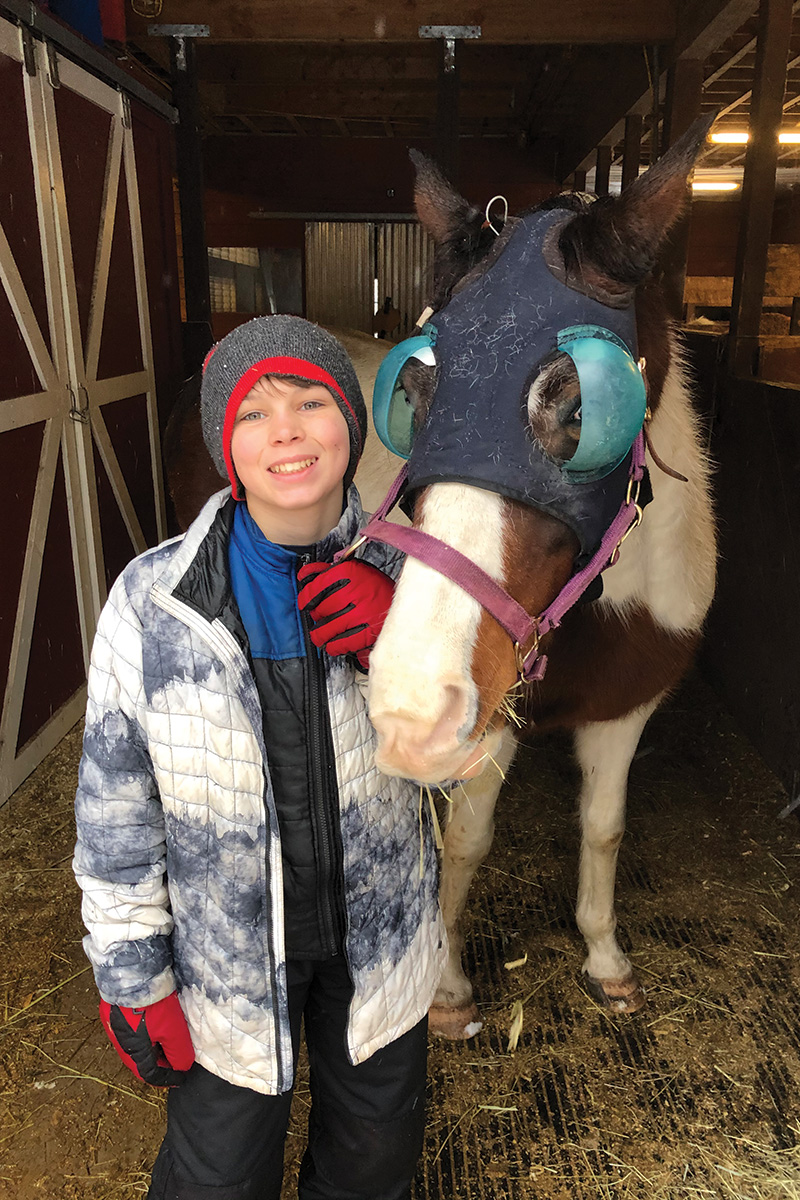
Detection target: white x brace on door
<box><xmin>0</xmin><ymin>16</ymin><xmax>166</xmax><ymax>803</ymax></box>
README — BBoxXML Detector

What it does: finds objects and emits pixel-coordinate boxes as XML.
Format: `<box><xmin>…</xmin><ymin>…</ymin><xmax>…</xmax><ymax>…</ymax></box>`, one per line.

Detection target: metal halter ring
<box><xmin>610</xmin><ymin>505</ymin><xmax>644</xmax><ymax>566</ymax></box>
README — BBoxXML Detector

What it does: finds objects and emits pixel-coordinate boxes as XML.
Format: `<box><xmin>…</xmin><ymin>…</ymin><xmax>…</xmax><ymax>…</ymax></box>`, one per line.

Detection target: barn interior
<box><xmin>1</xmin><ymin>0</ymin><xmax>799</xmax><ymax>1196</ymax></box>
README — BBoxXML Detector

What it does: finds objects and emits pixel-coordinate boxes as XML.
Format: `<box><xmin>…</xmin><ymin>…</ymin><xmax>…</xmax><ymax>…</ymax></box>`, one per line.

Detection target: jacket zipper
<box><xmin>150</xmin><ymin>582</ymin><xmax>292</xmax><ymax>1091</ymax></box>
<box><xmin>298</xmin><ymin>555</ymin><xmax>341</xmax><ymax>956</ymax></box>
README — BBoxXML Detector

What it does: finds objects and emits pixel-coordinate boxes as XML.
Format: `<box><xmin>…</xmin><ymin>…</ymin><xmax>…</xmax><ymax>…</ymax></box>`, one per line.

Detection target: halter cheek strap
<box><xmin>336</xmin><ymin>431</ymin><xmax>647</xmax><ymax>684</ymax></box>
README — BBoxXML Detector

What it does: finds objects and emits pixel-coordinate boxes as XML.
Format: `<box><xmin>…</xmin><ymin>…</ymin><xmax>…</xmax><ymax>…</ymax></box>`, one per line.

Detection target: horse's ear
<box><xmin>557</xmin><ymin>113</ymin><xmax>717</xmax><ymax>299</ymax></box>
<box><xmin>410</xmin><ymin>149</ymin><xmax>484</xmax><ymax>245</ymax></box>
<box><xmin>410</xmin><ymin>150</ymin><xmax>491</xmax><ymax>303</ymax></box>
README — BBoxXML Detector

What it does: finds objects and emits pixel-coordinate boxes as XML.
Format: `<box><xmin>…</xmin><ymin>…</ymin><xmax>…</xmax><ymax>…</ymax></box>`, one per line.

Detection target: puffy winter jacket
<box><xmin>73</xmin><ymin>487</ymin><xmax>447</xmax><ymax>1095</ymax></box>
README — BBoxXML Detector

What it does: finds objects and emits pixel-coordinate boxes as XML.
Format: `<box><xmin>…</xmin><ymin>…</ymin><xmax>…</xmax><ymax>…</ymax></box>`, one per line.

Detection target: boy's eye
<box><xmin>301</xmin><ymin>399</ymin><xmax>325</xmax><ymax>411</ymax></box>
<box><xmin>240</xmin><ymin>410</ymin><xmax>264</xmax><ymax>421</ymax></box>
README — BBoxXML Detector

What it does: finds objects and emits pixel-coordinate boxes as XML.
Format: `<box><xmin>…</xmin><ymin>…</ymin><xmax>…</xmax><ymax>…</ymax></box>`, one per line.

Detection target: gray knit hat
<box><xmin>200</xmin><ymin>315</ymin><xmax>368</xmax><ymax>499</ymax></box>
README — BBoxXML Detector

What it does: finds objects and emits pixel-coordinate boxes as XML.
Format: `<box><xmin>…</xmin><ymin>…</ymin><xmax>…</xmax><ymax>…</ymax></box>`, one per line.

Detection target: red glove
<box><xmin>99</xmin><ymin>991</ymin><xmax>194</xmax><ymax>1087</ymax></box>
<box><xmin>297</xmin><ymin>560</ymin><xmax>395</xmax><ymax>666</ymax></box>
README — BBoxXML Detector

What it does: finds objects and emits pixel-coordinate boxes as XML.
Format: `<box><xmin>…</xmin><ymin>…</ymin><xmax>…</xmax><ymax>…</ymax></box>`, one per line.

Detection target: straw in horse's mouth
<box><xmin>496</xmin><ymin>689</ymin><xmax>525</xmax><ymax>729</ymax></box>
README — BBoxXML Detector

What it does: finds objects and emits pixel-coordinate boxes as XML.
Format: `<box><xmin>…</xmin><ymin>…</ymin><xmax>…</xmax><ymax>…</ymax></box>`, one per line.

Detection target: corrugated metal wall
<box><xmin>305</xmin><ymin>222</ymin><xmax>373</xmax><ymax>332</ymax></box>
<box><xmin>377</xmin><ymin>222</ymin><xmax>435</xmax><ymax>340</ymax></box>
<box><xmin>305</xmin><ymin>221</ymin><xmax>434</xmax><ymax>341</ymax></box>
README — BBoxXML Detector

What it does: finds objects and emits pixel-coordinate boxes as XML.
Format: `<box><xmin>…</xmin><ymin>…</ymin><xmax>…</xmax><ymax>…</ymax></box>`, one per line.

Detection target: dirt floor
<box><xmin>1</xmin><ymin>671</ymin><xmax>798</xmax><ymax>1199</ymax></box>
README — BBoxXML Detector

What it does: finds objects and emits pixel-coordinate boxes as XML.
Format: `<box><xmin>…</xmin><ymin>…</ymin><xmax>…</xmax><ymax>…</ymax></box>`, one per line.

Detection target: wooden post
<box><xmin>649</xmin><ymin>44</ymin><xmax>661</xmax><ymax>165</ymax></box>
<box><xmin>437</xmin><ymin>37</ymin><xmax>460</xmax><ymax>183</ymax></box>
<box><xmin>729</xmin><ymin>0</ymin><xmax>794</xmax><ymax>377</ymax></box>
<box><xmin>659</xmin><ymin>58</ymin><xmax>704</xmax><ymax>322</ymax></box>
<box><xmin>663</xmin><ymin>57</ymin><xmax>704</xmax><ymax>149</ymax></box>
<box><xmin>594</xmin><ymin>144</ymin><xmax>612</xmax><ymax>196</ymax></box>
<box><xmin>621</xmin><ymin>113</ymin><xmax>643</xmax><ymax>190</ymax></box>
<box><xmin>791</xmin><ymin>296</ymin><xmax>800</xmax><ymax>336</ymax></box>
<box><xmin>169</xmin><ymin>34</ymin><xmax>213</xmax><ymax>375</ymax></box>
<box><xmin>573</xmin><ymin>169</ymin><xmax>587</xmax><ymax>192</ymax></box>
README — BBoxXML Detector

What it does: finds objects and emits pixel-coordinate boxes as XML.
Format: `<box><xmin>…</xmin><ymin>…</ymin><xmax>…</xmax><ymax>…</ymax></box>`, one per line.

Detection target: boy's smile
<box><xmin>230</xmin><ymin>374</ymin><xmax>351</xmax><ymax>544</ymax></box>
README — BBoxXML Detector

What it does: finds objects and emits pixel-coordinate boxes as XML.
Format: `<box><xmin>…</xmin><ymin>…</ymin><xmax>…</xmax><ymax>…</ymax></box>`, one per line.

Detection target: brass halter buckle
<box><xmin>513</xmin><ymin>624</ymin><xmax>540</xmax><ymax>683</ymax></box>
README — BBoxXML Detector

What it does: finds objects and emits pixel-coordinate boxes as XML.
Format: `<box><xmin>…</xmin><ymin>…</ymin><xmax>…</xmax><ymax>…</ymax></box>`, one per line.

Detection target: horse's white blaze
<box><xmin>599</xmin><ymin>338</ymin><xmax>716</xmax><ymax>632</ymax></box>
<box><xmin>369</xmin><ymin>483</ymin><xmax>506</xmax><ymax>779</ymax></box>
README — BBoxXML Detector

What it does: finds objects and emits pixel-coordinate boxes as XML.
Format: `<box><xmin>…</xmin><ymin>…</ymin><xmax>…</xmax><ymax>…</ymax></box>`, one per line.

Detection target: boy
<box><xmin>73</xmin><ymin>316</ymin><xmax>447</xmax><ymax>1200</ymax></box>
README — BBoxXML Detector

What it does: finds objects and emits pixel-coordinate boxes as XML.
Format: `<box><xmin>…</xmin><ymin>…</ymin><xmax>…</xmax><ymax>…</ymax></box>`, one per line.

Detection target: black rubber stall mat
<box><xmin>413</xmin><ymin>673</ymin><xmax>800</xmax><ymax>1199</ymax></box>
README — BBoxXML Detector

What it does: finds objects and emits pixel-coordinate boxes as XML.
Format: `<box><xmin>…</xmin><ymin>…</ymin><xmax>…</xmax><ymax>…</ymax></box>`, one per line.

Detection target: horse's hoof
<box><xmin>429</xmin><ymin>1002</ymin><xmax>484</xmax><ymax>1040</ymax></box>
<box><xmin>581</xmin><ymin>971</ymin><xmax>646</xmax><ymax>1014</ymax></box>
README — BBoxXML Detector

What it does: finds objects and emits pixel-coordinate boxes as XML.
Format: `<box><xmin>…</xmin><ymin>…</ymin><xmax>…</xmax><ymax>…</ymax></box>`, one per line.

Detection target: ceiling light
<box><xmin>710</xmin><ymin>131</ymin><xmax>800</xmax><ymax>144</ymax></box>
<box><xmin>692</xmin><ymin>180</ymin><xmax>740</xmax><ymax>192</ymax></box>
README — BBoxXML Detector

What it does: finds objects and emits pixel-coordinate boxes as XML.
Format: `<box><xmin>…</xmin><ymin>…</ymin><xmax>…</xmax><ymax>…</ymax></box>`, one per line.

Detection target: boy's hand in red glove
<box><xmin>99</xmin><ymin>991</ymin><xmax>194</xmax><ymax>1087</ymax></box>
<box><xmin>297</xmin><ymin>560</ymin><xmax>395</xmax><ymax>665</ymax></box>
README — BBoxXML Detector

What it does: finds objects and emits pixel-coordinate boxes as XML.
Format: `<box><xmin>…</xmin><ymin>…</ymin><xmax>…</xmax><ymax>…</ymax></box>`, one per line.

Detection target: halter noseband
<box><xmin>336</xmin><ymin>430</ymin><xmax>647</xmax><ymax>684</ymax></box>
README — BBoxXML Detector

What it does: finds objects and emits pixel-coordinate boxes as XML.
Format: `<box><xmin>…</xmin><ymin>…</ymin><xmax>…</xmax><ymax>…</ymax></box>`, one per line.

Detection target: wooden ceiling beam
<box><xmin>675</xmin><ymin>0</ymin><xmax>760</xmax><ymax>61</ymax></box>
<box><xmin>218</xmin><ymin>85</ymin><xmax>514</xmax><ymax>119</ymax></box>
<box><xmin>137</xmin><ymin>0</ymin><xmax>675</xmax><ymax>44</ymax></box>
<box><xmin>566</xmin><ymin>0</ymin><xmax>780</xmax><ymax>173</ymax></box>
<box><xmin>702</xmin><ymin>0</ymin><xmax>799</xmax><ymax>86</ymax></box>
<box><xmin>192</xmin><ymin>42</ymin><xmax>537</xmax><ymax>83</ymax></box>
<box><xmin>715</xmin><ymin>50</ymin><xmax>800</xmax><ymax>118</ymax></box>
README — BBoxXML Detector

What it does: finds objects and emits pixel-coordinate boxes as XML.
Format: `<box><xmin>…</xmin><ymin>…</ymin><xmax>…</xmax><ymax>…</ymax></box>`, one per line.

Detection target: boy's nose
<box><xmin>271</xmin><ymin>411</ymin><xmax>303</xmax><ymax>443</ymax></box>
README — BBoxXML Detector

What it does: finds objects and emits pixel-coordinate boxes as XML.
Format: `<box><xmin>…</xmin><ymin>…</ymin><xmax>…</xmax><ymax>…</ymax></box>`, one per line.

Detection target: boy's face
<box><xmin>230</xmin><ymin>375</ymin><xmax>351</xmax><ymax>544</ymax></box>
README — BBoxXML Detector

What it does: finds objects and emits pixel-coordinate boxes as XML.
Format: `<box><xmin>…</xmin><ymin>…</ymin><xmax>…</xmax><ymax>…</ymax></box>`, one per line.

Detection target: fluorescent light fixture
<box><xmin>692</xmin><ymin>180</ymin><xmax>740</xmax><ymax>192</ymax></box>
<box><xmin>710</xmin><ymin>131</ymin><xmax>800</xmax><ymax>144</ymax></box>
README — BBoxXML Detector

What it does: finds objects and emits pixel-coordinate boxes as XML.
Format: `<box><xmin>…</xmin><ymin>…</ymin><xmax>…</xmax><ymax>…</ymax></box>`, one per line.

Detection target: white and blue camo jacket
<box><xmin>73</xmin><ymin>488</ymin><xmax>447</xmax><ymax>1096</ymax></box>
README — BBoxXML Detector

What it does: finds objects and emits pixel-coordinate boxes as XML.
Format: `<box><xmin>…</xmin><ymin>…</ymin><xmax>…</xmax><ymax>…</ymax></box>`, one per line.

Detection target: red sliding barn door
<box><xmin>0</xmin><ymin>17</ymin><xmax>180</xmax><ymax>803</ymax></box>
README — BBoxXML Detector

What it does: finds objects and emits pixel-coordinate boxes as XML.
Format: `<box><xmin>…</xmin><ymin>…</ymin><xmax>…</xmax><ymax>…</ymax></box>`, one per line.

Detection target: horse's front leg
<box><xmin>430</xmin><ymin>726</ymin><xmax>518</xmax><ymax>1039</ymax></box>
<box><xmin>573</xmin><ymin>698</ymin><xmax>661</xmax><ymax>1014</ymax></box>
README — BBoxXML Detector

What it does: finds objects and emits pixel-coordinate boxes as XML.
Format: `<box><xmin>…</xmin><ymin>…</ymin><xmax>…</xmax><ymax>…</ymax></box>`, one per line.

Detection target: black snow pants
<box><xmin>147</xmin><ymin>954</ymin><xmax>428</xmax><ymax>1200</ymax></box>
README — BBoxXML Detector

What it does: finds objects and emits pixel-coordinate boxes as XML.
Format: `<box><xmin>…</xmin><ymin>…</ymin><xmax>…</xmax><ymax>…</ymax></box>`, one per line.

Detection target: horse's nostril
<box><xmin>438</xmin><ymin>684</ymin><xmax>472</xmax><ymax>745</ymax></box>
<box><xmin>371</xmin><ymin>681</ymin><xmax>474</xmax><ymax>770</ymax></box>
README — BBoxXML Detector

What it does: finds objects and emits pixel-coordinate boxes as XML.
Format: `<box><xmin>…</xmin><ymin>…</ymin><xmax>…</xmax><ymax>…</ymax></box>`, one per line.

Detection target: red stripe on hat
<box><xmin>221</xmin><ymin>356</ymin><xmax>363</xmax><ymax>501</ymax></box>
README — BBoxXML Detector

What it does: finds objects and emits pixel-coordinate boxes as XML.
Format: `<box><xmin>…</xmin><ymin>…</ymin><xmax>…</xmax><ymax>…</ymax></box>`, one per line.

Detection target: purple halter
<box><xmin>336</xmin><ymin>430</ymin><xmax>646</xmax><ymax>684</ymax></box>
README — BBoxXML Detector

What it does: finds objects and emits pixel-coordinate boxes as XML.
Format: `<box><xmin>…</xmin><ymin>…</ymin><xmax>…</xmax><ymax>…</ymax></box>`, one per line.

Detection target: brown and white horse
<box><xmin>366</xmin><ymin>122</ymin><xmax>717</xmax><ymax>1037</ymax></box>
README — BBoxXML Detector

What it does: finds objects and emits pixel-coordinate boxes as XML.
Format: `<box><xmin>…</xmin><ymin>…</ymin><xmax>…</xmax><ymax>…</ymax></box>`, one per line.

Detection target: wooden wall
<box><xmin>686</xmin><ymin>187</ymin><xmax>800</xmax><ymax>277</ymax></box>
<box><xmin>686</xmin><ymin>330</ymin><xmax>800</xmax><ymax>795</ymax></box>
<box><xmin>203</xmin><ymin>135</ymin><xmax>558</xmax><ymax>248</ymax></box>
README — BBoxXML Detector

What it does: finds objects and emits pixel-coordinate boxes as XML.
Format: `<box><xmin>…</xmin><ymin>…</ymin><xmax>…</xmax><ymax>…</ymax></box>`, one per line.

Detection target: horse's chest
<box><xmin>525</xmin><ymin>601</ymin><xmax>699</xmax><ymax>731</ymax></box>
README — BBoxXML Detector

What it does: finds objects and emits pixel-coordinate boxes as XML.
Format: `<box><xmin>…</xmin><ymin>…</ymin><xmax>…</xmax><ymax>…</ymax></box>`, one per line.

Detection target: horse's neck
<box><xmin>598</xmin><ymin>338</ymin><xmax>716</xmax><ymax>634</ymax></box>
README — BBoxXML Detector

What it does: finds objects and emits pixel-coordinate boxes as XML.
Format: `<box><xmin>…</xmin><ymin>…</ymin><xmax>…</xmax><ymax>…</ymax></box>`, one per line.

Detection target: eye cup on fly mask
<box><xmin>372</xmin><ymin>323</ymin><xmax>437</xmax><ymax>459</ymax></box>
<box><xmin>553</xmin><ymin>325</ymin><xmax>648</xmax><ymax>482</ymax></box>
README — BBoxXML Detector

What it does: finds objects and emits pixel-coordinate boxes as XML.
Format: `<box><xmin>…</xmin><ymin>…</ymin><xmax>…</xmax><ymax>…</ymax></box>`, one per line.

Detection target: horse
<box><xmin>363</xmin><ymin>118</ymin><xmax>717</xmax><ymax>1038</ymax></box>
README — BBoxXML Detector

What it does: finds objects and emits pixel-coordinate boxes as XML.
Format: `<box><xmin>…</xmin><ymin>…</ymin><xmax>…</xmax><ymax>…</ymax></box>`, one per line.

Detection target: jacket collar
<box><xmin>151</xmin><ymin>486</ymin><xmax>365</xmax><ymax>625</ymax></box>
<box><xmin>232</xmin><ymin>490</ymin><xmax>364</xmax><ymax>575</ymax></box>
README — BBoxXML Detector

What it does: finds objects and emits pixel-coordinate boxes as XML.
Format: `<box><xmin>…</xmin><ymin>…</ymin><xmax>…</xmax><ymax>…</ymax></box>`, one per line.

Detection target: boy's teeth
<box><xmin>270</xmin><ymin>458</ymin><xmax>316</xmax><ymax>474</ymax></box>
